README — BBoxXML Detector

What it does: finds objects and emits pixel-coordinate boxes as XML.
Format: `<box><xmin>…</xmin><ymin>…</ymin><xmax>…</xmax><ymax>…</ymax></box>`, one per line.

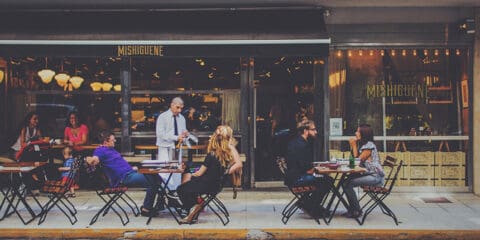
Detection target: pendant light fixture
<box><xmin>37</xmin><ymin>57</ymin><xmax>56</xmax><ymax>84</ymax></box>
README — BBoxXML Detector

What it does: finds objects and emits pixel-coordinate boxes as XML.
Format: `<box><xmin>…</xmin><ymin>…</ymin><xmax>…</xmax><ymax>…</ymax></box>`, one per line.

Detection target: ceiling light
<box><xmin>38</xmin><ymin>69</ymin><xmax>56</xmax><ymax>84</ymax></box>
<box><xmin>0</xmin><ymin>69</ymin><xmax>5</xmax><ymax>84</ymax></box>
<box><xmin>37</xmin><ymin>57</ymin><xmax>55</xmax><ymax>84</ymax></box>
<box><xmin>69</xmin><ymin>76</ymin><xmax>84</xmax><ymax>89</ymax></box>
<box><xmin>113</xmin><ymin>84</ymin><xmax>121</xmax><ymax>92</ymax></box>
<box><xmin>90</xmin><ymin>82</ymin><xmax>102</xmax><ymax>92</ymax></box>
<box><xmin>55</xmin><ymin>73</ymin><xmax>70</xmax><ymax>87</ymax></box>
<box><xmin>102</xmin><ymin>82</ymin><xmax>113</xmax><ymax>91</ymax></box>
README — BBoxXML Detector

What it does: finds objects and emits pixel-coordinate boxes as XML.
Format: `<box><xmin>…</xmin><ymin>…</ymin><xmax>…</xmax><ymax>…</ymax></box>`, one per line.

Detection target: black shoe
<box><xmin>343</xmin><ymin>210</ymin><xmax>362</xmax><ymax>218</ymax></box>
<box><xmin>140</xmin><ymin>207</ymin><xmax>158</xmax><ymax>217</ymax></box>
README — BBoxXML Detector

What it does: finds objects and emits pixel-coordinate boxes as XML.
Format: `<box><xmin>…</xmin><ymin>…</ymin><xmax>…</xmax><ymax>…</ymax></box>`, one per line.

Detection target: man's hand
<box><xmin>86</xmin><ymin>156</ymin><xmax>99</xmax><ymax>166</ymax></box>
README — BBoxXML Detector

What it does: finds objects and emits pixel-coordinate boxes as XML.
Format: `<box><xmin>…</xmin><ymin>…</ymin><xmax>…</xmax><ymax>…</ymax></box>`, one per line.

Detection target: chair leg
<box><xmin>120</xmin><ymin>193</ymin><xmax>140</xmax><ymax>217</ymax></box>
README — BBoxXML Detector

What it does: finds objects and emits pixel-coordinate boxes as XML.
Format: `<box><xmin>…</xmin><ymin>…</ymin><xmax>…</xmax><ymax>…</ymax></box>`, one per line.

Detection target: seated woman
<box><xmin>64</xmin><ymin>111</ymin><xmax>89</xmax><ymax>152</ymax></box>
<box><xmin>11</xmin><ymin>112</ymin><xmax>42</xmax><ymax>158</ymax></box>
<box><xmin>10</xmin><ymin>112</ymin><xmax>44</xmax><ymax>195</ymax></box>
<box><xmin>343</xmin><ymin>124</ymin><xmax>385</xmax><ymax>218</ymax></box>
<box><xmin>176</xmin><ymin>125</ymin><xmax>242</xmax><ymax>224</ymax></box>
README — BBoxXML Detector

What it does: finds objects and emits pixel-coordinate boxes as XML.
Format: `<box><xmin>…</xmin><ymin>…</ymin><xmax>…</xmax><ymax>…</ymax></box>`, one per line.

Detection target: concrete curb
<box><xmin>1</xmin><ymin>228</ymin><xmax>480</xmax><ymax>239</ymax></box>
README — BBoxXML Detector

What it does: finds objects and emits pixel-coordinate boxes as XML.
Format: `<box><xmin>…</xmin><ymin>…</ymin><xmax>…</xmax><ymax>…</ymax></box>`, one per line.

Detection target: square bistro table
<box><xmin>138</xmin><ymin>165</ymin><xmax>184</xmax><ymax>225</ymax></box>
<box><xmin>0</xmin><ymin>162</ymin><xmax>46</xmax><ymax>224</ymax></box>
<box><xmin>315</xmin><ymin>165</ymin><xmax>366</xmax><ymax>224</ymax></box>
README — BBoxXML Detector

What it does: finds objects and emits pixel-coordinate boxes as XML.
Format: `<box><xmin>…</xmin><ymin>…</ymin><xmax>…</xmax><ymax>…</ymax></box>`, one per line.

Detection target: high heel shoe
<box><xmin>179</xmin><ymin>203</ymin><xmax>202</xmax><ymax>224</ymax></box>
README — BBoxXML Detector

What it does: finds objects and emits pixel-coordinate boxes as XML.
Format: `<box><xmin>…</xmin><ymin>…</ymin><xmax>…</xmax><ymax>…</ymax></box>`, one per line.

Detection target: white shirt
<box><xmin>155</xmin><ymin>109</ymin><xmax>187</xmax><ymax>148</ymax></box>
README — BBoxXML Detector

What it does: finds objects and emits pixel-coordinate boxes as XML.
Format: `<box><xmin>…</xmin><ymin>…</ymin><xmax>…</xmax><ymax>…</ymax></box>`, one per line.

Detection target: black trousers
<box><xmin>177</xmin><ymin>179</ymin><xmax>214</xmax><ymax>210</ymax></box>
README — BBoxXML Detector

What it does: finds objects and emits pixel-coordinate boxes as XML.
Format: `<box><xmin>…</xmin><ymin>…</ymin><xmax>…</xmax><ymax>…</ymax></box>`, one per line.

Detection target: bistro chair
<box><xmin>276</xmin><ymin>156</ymin><xmax>324</xmax><ymax>225</ymax></box>
<box><xmin>358</xmin><ymin>155</ymin><xmax>404</xmax><ymax>225</ymax></box>
<box><xmin>177</xmin><ymin>172</ymin><xmax>230</xmax><ymax>225</ymax></box>
<box><xmin>89</xmin><ymin>166</ymin><xmax>140</xmax><ymax>226</ymax></box>
<box><xmin>38</xmin><ymin>156</ymin><xmax>82</xmax><ymax>225</ymax></box>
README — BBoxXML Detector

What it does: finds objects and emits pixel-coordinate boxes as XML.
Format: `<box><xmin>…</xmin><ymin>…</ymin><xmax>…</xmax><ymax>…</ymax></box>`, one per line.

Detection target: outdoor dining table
<box><xmin>0</xmin><ymin>162</ymin><xmax>47</xmax><ymax>224</ymax></box>
<box><xmin>314</xmin><ymin>164</ymin><xmax>367</xmax><ymax>224</ymax></box>
<box><xmin>135</xmin><ymin>144</ymin><xmax>207</xmax><ymax>162</ymax></box>
<box><xmin>138</xmin><ymin>165</ymin><xmax>184</xmax><ymax>225</ymax></box>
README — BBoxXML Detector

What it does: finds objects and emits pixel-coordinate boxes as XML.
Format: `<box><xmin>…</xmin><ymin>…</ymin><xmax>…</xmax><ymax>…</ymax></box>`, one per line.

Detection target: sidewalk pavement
<box><xmin>1</xmin><ymin>188</ymin><xmax>480</xmax><ymax>239</ymax></box>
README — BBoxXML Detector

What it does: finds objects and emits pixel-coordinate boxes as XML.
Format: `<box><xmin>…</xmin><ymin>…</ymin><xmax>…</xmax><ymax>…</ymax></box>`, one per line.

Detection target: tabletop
<box><xmin>138</xmin><ymin>167</ymin><xmax>184</xmax><ymax>174</ymax></box>
<box><xmin>135</xmin><ymin>144</ymin><xmax>207</xmax><ymax>150</ymax></box>
<box><xmin>314</xmin><ymin>166</ymin><xmax>367</xmax><ymax>175</ymax></box>
<box><xmin>0</xmin><ymin>162</ymin><xmax>47</xmax><ymax>173</ymax></box>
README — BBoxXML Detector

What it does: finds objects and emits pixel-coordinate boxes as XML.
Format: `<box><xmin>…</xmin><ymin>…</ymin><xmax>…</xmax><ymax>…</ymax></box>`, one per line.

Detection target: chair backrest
<box><xmin>276</xmin><ymin>156</ymin><xmax>287</xmax><ymax>177</ymax></box>
<box><xmin>387</xmin><ymin>159</ymin><xmax>403</xmax><ymax>192</ymax></box>
<box><xmin>64</xmin><ymin>156</ymin><xmax>83</xmax><ymax>189</ymax></box>
<box><xmin>380</xmin><ymin>155</ymin><xmax>403</xmax><ymax>192</ymax></box>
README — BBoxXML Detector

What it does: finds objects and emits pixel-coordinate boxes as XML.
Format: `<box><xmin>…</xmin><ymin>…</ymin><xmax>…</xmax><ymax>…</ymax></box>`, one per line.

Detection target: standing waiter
<box><xmin>156</xmin><ymin>97</ymin><xmax>189</xmax><ymax>191</ymax></box>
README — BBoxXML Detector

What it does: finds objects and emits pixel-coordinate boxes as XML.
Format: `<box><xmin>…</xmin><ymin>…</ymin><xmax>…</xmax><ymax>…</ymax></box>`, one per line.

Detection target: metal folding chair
<box><xmin>198</xmin><ymin>174</ymin><xmax>230</xmax><ymax>225</ymax></box>
<box><xmin>276</xmin><ymin>157</ymin><xmax>324</xmax><ymax>225</ymax></box>
<box><xmin>89</xmin><ymin>167</ymin><xmax>139</xmax><ymax>226</ymax></box>
<box><xmin>38</xmin><ymin>156</ymin><xmax>82</xmax><ymax>225</ymax></box>
<box><xmin>358</xmin><ymin>156</ymin><xmax>404</xmax><ymax>225</ymax></box>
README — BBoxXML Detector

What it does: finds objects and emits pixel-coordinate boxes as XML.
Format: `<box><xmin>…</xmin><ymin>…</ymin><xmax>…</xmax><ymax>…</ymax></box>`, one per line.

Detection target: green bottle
<box><xmin>349</xmin><ymin>153</ymin><xmax>355</xmax><ymax>169</ymax></box>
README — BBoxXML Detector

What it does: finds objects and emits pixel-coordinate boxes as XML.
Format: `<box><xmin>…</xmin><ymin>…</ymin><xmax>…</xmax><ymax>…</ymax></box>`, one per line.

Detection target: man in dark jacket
<box><xmin>286</xmin><ymin>119</ymin><xmax>333</xmax><ymax>217</ymax></box>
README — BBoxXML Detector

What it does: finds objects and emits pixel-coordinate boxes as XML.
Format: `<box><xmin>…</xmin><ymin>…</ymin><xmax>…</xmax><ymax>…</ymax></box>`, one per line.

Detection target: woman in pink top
<box><xmin>64</xmin><ymin>111</ymin><xmax>89</xmax><ymax>151</ymax></box>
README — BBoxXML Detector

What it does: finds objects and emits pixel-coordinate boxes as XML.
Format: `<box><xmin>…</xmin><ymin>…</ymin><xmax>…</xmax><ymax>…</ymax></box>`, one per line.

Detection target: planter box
<box><xmin>436</xmin><ymin>179</ymin><xmax>465</xmax><ymax>187</ymax></box>
<box><xmin>435</xmin><ymin>152</ymin><xmax>465</xmax><ymax>165</ymax></box>
<box><xmin>434</xmin><ymin>166</ymin><xmax>465</xmax><ymax>179</ymax></box>
<box><xmin>410</xmin><ymin>152</ymin><xmax>434</xmax><ymax>165</ymax></box>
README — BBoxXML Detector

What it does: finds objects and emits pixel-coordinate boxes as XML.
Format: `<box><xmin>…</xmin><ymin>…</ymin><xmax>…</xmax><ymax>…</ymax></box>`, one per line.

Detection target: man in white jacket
<box><xmin>156</xmin><ymin>97</ymin><xmax>188</xmax><ymax>192</ymax></box>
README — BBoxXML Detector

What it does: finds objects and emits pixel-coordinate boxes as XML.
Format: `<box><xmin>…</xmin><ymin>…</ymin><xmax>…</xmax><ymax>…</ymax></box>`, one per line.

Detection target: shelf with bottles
<box><xmin>427</xmin><ymin>82</ymin><xmax>453</xmax><ymax>104</ymax></box>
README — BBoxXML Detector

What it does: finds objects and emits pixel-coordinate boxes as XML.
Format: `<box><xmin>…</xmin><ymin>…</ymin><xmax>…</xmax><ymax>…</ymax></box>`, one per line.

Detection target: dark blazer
<box><xmin>285</xmin><ymin>135</ymin><xmax>313</xmax><ymax>186</ymax></box>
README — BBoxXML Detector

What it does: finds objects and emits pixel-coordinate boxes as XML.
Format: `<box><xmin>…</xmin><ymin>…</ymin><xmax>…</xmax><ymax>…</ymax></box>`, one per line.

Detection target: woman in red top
<box><xmin>64</xmin><ymin>111</ymin><xmax>89</xmax><ymax>151</ymax></box>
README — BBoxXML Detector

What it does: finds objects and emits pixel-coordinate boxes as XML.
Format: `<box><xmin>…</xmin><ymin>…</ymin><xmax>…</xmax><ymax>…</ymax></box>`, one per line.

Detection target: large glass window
<box><xmin>329</xmin><ymin>48</ymin><xmax>470</xmax><ymax>187</ymax></box>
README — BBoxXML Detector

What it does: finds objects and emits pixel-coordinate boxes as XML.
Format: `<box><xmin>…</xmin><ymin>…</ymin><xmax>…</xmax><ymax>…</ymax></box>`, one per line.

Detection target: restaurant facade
<box><xmin>0</xmin><ymin>1</ymin><xmax>479</xmax><ymax>193</ymax></box>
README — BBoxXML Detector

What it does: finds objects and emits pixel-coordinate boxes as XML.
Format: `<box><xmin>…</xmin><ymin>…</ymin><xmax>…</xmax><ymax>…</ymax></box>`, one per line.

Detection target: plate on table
<box><xmin>327</xmin><ymin>163</ymin><xmax>340</xmax><ymax>170</ymax></box>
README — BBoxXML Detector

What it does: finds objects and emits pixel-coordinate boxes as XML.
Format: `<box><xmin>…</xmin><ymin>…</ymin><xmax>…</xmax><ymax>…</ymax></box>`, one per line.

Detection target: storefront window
<box><xmin>329</xmin><ymin>48</ymin><xmax>470</xmax><ymax>187</ymax></box>
<box><xmin>130</xmin><ymin>57</ymin><xmax>241</xmax><ymax>135</ymax></box>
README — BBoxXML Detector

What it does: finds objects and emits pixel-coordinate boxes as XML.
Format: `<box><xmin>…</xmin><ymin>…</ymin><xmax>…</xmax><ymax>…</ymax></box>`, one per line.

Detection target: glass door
<box><xmin>254</xmin><ymin>57</ymin><xmax>315</xmax><ymax>181</ymax></box>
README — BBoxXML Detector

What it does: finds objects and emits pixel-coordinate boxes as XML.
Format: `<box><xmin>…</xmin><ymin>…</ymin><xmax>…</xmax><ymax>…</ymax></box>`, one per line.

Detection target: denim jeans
<box><xmin>122</xmin><ymin>171</ymin><xmax>161</xmax><ymax>209</ymax></box>
<box><xmin>343</xmin><ymin>173</ymin><xmax>384</xmax><ymax>212</ymax></box>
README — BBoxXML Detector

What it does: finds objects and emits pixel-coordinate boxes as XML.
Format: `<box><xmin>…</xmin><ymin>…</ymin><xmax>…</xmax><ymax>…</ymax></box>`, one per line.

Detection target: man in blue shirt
<box><xmin>86</xmin><ymin>130</ymin><xmax>161</xmax><ymax>217</ymax></box>
<box><xmin>286</xmin><ymin>119</ymin><xmax>333</xmax><ymax>218</ymax></box>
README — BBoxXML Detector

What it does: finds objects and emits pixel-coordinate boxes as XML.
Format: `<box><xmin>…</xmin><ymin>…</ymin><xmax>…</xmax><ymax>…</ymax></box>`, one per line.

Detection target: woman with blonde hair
<box><xmin>176</xmin><ymin>125</ymin><xmax>242</xmax><ymax>223</ymax></box>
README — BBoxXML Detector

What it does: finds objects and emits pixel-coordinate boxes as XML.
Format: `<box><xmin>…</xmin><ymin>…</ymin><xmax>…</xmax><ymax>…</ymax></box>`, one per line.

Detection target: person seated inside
<box><xmin>285</xmin><ymin>119</ymin><xmax>334</xmax><ymax>218</ymax></box>
<box><xmin>64</xmin><ymin>111</ymin><xmax>89</xmax><ymax>152</ymax></box>
<box><xmin>175</xmin><ymin>125</ymin><xmax>242</xmax><ymax>224</ymax></box>
<box><xmin>86</xmin><ymin>130</ymin><xmax>162</xmax><ymax>217</ymax></box>
<box><xmin>58</xmin><ymin>146</ymin><xmax>76</xmax><ymax>197</ymax></box>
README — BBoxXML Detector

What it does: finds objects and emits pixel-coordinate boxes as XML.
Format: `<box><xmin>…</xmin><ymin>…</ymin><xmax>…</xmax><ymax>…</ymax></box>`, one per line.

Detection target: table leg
<box><xmin>325</xmin><ymin>173</ymin><xmax>351</xmax><ymax>224</ymax></box>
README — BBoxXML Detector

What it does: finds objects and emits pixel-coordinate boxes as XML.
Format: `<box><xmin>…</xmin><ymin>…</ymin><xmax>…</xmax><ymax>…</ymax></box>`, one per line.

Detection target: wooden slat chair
<box><xmin>38</xmin><ymin>156</ymin><xmax>82</xmax><ymax>225</ymax></box>
<box><xmin>276</xmin><ymin>156</ymin><xmax>323</xmax><ymax>225</ymax></box>
<box><xmin>89</xmin><ymin>168</ymin><xmax>140</xmax><ymax>226</ymax></box>
<box><xmin>358</xmin><ymin>155</ymin><xmax>404</xmax><ymax>225</ymax></box>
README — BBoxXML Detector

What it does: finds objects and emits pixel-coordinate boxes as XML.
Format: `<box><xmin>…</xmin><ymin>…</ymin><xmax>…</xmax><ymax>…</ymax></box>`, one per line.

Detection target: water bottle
<box><xmin>349</xmin><ymin>154</ymin><xmax>355</xmax><ymax>169</ymax></box>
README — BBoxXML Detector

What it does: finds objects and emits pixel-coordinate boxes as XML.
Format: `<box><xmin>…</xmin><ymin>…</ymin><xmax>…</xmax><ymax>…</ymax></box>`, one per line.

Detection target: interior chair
<box><xmin>89</xmin><ymin>167</ymin><xmax>140</xmax><ymax>226</ymax></box>
<box><xmin>276</xmin><ymin>156</ymin><xmax>325</xmax><ymax>225</ymax></box>
<box><xmin>38</xmin><ymin>156</ymin><xmax>82</xmax><ymax>225</ymax></box>
<box><xmin>358</xmin><ymin>155</ymin><xmax>404</xmax><ymax>225</ymax></box>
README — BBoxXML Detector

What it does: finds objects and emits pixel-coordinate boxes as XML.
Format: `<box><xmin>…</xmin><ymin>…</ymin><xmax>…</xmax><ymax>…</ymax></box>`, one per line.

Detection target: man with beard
<box><xmin>285</xmin><ymin>119</ymin><xmax>333</xmax><ymax>218</ymax></box>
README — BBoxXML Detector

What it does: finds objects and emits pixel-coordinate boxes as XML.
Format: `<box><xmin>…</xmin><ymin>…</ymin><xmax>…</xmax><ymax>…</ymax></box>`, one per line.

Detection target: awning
<box><xmin>0</xmin><ymin>8</ymin><xmax>330</xmax><ymax>57</ymax></box>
